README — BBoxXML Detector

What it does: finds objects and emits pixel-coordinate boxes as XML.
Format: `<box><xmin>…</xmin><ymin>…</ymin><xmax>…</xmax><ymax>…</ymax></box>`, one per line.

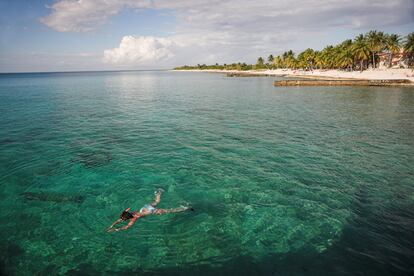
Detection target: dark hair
<box><xmin>120</xmin><ymin>211</ymin><xmax>133</xmax><ymax>220</ymax></box>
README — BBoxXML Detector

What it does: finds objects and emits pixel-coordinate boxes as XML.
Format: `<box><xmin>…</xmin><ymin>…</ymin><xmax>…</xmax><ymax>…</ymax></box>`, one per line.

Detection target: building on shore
<box><xmin>378</xmin><ymin>49</ymin><xmax>409</xmax><ymax>69</ymax></box>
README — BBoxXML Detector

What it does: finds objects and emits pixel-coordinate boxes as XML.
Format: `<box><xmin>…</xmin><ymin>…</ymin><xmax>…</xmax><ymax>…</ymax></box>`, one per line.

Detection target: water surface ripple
<box><xmin>0</xmin><ymin>71</ymin><xmax>413</xmax><ymax>275</ymax></box>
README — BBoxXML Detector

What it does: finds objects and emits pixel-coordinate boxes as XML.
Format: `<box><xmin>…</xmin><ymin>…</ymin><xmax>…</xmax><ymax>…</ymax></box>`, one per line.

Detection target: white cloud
<box><xmin>41</xmin><ymin>0</ymin><xmax>121</xmax><ymax>32</ymax></box>
<box><xmin>41</xmin><ymin>1</ymin><xmax>414</xmax><ymax>39</ymax></box>
<box><xmin>103</xmin><ymin>36</ymin><xmax>174</xmax><ymax>65</ymax></box>
<box><xmin>41</xmin><ymin>0</ymin><xmax>414</xmax><ymax>33</ymax></box>
<box><xmin>40</xmin><ymin>0</ymin><xmax>414</xmax><ymax>67</ymax></box>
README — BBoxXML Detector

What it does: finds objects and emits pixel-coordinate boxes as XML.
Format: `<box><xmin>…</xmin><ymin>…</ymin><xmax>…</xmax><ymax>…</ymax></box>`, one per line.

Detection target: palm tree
<box><xmin>267</xmin><ymin>54</ymin><xmax>274</xmax><ymax>64</ymax></box>
<box><xmin>338</xmin><ymin>48</ymin><xmax>354</xmax><ymax>70</ymax></box>
<box><xmin>302</xmin><ymin>48</ymin><xmax>316</xmax><ymax>70</ymax></box>
<box><xmin>404</xmin><ymin>32</ymin><xmax>414</xmax><ymax>67</ymax></box>
<box><xmin>352</xmin><ymin>34</ymin><xmax>371</xmax><ymax>71</ymax></box>
<box><xmin>282</xmin><ymin>50</ymin><xmax>295</xmax><ymax>67</ymax></box>
<box><xmin>337</xmin><ymin>40</ymin><xmax>354</xmax><ymax>70</ymax></box>
<box><xmin>320</xmin><ymin>46</ymin><xmax>335</xmax><ymax>69</ymax></box>
<box><xmin>256</xmin><ymin>57</ymin><xmax>265</xmax><ymax>69</ymax></box>
<box><xmin>274</xmin><ymin>56</ymin><xmax>283</xmax><ymax>68</ymax></box>
<box><xmin>366</xmin><ymin>30</ymin><xmax>386</xmax><ymax>69</ymax></box>
<box><xmin>340</xmin><ymin>39</ymin><xmax>353</xmax><ymax>49</ymax></box>
<box><xmin>283</xmin><ymin>51</ymin><xmax>296</xmax><ymax>69</ymax></box>
<box><xmin>314</xmin><ymin>51</ymin><xmax>324</xmax><ymax>69</ymax></box>
<box><xmin>385</xmin><ymin>34</ymin><xmax>401</xmax><ymax>68</ymax></box>
<box><xmin>297</xmin><ymin>51</ymin><xmax>306</xmax><ymax>69</ymax></box>
<box><xmin>332</xmin><ymin>45</ymin><xmax>343</xmax><ymax>69</ymax></box>
<box><xmin>282</xmin><ymin>51</ymin><xmax>289</xmax><ymax>61</ymax></box>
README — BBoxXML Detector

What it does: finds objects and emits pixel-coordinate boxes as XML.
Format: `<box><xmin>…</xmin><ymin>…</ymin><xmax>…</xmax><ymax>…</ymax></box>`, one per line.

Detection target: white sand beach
<box><xmin>175</xmin><ymin>68</ymin><xmax>414</xmax><ymax>83</ymax></box>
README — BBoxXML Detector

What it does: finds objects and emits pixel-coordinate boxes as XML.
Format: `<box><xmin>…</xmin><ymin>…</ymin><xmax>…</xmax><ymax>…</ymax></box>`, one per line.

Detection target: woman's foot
<box><xmin>180</xmin><ymin>205</ymin><xmax>195</xmax><ymax>211</ymax></box>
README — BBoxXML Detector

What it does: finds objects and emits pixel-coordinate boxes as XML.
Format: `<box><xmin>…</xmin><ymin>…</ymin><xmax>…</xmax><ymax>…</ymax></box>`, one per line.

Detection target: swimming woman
<box><xmin>107</xmin><ymin>188</ymin><xmax>193</xmax><ymax>232</ymax></box>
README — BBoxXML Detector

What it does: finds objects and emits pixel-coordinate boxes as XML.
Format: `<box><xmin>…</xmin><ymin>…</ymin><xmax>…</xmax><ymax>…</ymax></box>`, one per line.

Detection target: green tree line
<box><xmin>174</xmin><ymin>31</ymin><xmax>414</xmax><ymax>71</ymax></box>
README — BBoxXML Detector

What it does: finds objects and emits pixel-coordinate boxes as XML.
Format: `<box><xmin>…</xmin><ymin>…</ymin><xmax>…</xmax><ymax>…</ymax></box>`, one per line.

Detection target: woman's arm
<box><xmin>108</xmin><ymin>218</ymin><xmax>137</xmax><ymax>232</ymax></box>
<box><xmin>106</xmin><ymin>218</ymin><xmax>122</xmax><ymax>231</ymax></box>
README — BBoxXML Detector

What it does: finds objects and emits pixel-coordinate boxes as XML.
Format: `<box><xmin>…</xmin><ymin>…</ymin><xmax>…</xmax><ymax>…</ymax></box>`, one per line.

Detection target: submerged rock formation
<box><xmin>21</xmin><ymin>191</ymin><xmax>85</xmax><ymax>204</ymax></box>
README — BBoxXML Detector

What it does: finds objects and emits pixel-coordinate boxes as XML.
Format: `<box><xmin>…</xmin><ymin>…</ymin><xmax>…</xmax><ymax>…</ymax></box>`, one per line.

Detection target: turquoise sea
<box><xmin>0</xmin><ymin>71</ymin><xmax>413</xmax><ymax>275</ymax></box>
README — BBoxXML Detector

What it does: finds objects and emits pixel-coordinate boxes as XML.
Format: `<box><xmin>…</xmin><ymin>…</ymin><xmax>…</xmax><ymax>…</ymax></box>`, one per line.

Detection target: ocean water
<box><xmin>0</xmin><ymin>70</ymin><xmax>413</xmax><ymax>275</ymax></box>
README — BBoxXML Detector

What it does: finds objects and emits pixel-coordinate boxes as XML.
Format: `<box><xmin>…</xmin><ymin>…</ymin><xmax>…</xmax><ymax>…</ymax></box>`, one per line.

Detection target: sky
<box><xmin>0</xmin><ymin>0</ymin><xmax>413</xmax><ymax>72</ymax></box>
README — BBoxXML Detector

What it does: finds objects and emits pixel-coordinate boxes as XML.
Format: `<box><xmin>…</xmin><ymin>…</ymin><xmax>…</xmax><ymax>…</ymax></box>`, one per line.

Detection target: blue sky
<box><xmin>0</xmin><ymin>0</ymin><xmax>413</xmax><ymax>72</ymax></box>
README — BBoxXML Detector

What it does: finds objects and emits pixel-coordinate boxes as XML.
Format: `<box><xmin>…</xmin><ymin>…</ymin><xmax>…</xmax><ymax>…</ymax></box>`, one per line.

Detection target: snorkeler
<box><xmin>107</xmin><ymin>188</ymin><xmax>193</xmax><ymax>232</ymax></box>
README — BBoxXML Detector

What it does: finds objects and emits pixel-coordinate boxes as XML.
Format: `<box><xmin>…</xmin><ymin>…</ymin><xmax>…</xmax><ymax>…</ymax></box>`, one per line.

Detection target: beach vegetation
<box><xmin>366</xmin><ymin>30</ymin><xmax>386</xmax><ymax>69</ymax></box>
<box><xmin>385</xmin><ymin>34</ymin><xmax>401</xmax><ymax>68</ymax></box>
<box><xmin>352</xmin><ymin>34</ymin><xmax>371</xmax><ymax>71</ymax></box>
<box><xmin>255</xmin><ymin>57</ymin><xmax>266</xmax><ymax>69</ymax></box>
<box><xmin>404</xmin><ymin>32</ymin><xmax>414</xmax><ymax>66</ymax></box>
<box><xmin>267</xmin><ymin>54</ymin><xmax>274</xmax><ymax>64</ymax></box>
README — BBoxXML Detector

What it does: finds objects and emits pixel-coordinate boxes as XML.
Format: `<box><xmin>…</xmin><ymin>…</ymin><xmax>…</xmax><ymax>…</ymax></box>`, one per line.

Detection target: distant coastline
<box><xmin>173</xmin><ymin>68</ymin><xmax>414</xmax><ymax>84</ymax></box>
<box><xmin>174</xmin><ymin>30</ymin><xmax>414</xmax><ymax>85</ymax></box>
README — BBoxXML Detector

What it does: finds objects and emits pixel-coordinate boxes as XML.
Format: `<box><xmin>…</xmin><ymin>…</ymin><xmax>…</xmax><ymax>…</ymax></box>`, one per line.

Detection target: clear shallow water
<box><xmin>0</xmin><ymin>71</ymin><xmax>413</xmax><ymax>275</ymax></box>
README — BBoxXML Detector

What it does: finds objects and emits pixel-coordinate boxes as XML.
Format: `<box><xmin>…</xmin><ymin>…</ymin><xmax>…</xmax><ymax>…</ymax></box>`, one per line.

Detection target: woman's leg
<box><xmin>155</xmin><ymin>206</ymin><xmax>189</xmax><ymax>215</ymax></box>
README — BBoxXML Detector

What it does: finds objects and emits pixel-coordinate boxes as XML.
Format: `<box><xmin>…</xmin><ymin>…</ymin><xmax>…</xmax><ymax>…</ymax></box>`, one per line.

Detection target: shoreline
<box><xmin>173</xmin><ymin>68</ymin><xmax>414</xmax><ymax>84</ymax></box>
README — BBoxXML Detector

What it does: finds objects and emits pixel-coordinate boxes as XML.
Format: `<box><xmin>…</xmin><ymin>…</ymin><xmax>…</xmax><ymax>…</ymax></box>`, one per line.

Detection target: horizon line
<box><xmin>0</xmin><ymin>68</ymin><xmax>172</xmax><ymax>75</ymax></box>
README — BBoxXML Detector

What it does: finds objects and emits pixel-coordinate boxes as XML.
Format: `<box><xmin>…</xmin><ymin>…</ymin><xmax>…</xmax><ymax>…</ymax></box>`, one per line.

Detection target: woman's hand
<box><xmin>107</xmin><ymin>227</ymin><xmax>122</xmax><ymax>232</ymax></box>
